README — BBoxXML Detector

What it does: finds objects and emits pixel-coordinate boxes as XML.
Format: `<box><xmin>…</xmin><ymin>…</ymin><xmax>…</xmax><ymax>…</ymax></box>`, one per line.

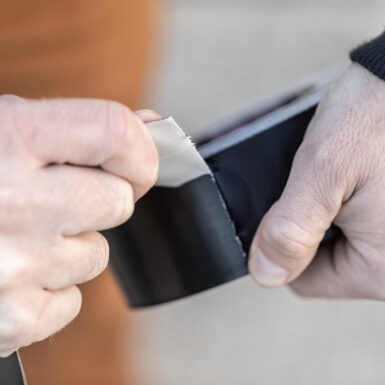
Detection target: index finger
<box><xmin>3</xmin><ymin>97</ymin><xmax>159</xmax><ymax>198</ymax></box>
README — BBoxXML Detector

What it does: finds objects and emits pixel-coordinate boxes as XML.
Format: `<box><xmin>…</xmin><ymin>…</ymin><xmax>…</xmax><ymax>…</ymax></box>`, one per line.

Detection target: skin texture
<box><xmin>248</xmin><ymin>63</ymin><xmax>385</xmax><ymax>300</ymax></box>
<box><xmin>0</xmin><ymin>96</ymin><xmax>159</xmax><ymax>356</ymax></box>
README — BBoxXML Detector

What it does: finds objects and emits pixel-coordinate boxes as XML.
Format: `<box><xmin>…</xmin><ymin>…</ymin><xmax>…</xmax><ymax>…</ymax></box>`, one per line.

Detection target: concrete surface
<box><xmin>128</xmin><ymin>1</ymin><xmax>385</xmax><ymax>384</ymax></box>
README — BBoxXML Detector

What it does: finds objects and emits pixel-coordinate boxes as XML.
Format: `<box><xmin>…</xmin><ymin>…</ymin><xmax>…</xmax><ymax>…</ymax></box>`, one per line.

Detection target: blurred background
<box><xmin>1</xmin><ymin>0</ymin><xmax>385</xmax><ymax>384</ymax></box>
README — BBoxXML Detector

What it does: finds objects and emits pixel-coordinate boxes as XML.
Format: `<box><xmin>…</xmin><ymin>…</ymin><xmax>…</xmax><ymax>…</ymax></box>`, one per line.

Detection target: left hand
<box><xmin>248</xmin><ymin>63</ymin><xmax>385</xmax><ymax>300</ymax></box>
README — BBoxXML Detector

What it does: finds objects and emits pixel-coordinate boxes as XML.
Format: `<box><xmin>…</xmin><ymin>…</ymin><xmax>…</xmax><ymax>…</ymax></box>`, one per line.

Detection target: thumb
<box><xmin>248</xmin><ymin>141</ymin><xmax>346</xmax><ymax>288</ymax></box>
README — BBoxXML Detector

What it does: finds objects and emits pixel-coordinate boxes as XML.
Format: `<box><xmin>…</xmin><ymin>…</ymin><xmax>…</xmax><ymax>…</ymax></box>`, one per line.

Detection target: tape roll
<box><xmin>106</xmin><ymin>81</ymin><xmax>339</xmax><ymax>307</ymax></box>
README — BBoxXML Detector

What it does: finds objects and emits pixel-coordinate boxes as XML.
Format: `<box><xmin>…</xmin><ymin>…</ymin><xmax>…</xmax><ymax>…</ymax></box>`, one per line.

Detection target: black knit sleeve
<box><xmin>350</xmin><ymin>31</ymin><xmax>385</xmax><ymax>81</ymax></box>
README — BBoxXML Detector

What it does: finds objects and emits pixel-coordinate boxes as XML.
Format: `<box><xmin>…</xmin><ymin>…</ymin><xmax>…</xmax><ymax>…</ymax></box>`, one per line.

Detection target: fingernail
<box><xmin>135</xmin><ymin>109</ymin><xmax>162</xmax><ymax>123</ymax></box>
<box><xmin>249</xmin><ymin>249</ymin><xmax>288</xmax><ymax>287</ymax></box>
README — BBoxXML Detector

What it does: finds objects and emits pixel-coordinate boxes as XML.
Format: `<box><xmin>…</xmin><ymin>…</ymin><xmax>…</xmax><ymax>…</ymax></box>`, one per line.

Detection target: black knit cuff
<box><xmin>350</xmin><ymin>31</ymin><xmax>385</xmax><ymax>81</ymax></box>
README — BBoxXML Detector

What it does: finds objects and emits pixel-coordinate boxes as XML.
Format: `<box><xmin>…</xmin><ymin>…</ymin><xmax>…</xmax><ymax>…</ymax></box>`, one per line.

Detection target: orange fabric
<box><xmin>0</xmin><ymin>0</ymin><xmax>157</xmax><ymax>106</ymax></box>
<box><xmin>0</xmin><ymin>0</ymin><xmax>159</xmax><ymax>384</ymax></box>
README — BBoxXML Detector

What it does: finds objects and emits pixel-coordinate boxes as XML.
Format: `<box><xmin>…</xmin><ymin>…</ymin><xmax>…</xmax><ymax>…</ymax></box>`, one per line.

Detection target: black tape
<box><xmin>107</xmin><ymin>175</ymin><xmax>246</xmax><ymax>306</ymax></box>
<box><xmin>0</xmin><ymin>353</ymin><xmax>26</xmax><ymax>385</ymax></box>
<box><xmin>106</xmin><ymin>84</ymin><xmax>339</xmax><ymax>307</ymax></box>
<box><xmin>207</xmin><ymin>104</ymin><xmax>314</xmax><ymax>252</ymax></box>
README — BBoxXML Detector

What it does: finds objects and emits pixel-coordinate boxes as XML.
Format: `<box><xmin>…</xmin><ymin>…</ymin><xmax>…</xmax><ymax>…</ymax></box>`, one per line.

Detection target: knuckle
<box><xmin>0</xmin><ymin>95</ymin><xmax>19</xmax><ymax>111</ymax></box>
<box><xmin>304</xmin><ymin>137</ymin><xmax>334</xmax><ymax>165</ymax></box>
<box><xmin>104</xmin><ymin>101</ymin><xmax>135</xmax><ymax>148</ymax></box>
<box><xmin>0</xmin><ymin>183</ymin><xmax>48</xmax><ymax>233</ymax></box>
<box><xmin>0</xmin><ymin>97</ymin><xmax>27</xmax><ymax>143</ymax></box>
<box><xmin>299</xmin><ymin>134</ymin><xmax>357</xmax><ymax>202</ymax></box>
<box><xmin>0</xmin><ymin>95</ymin><xmax>23</xmax><ymax>106</ymax></box>
<box><xmin>0</xmin><ymin>98</ymin><xmax>39</xmax><ymax>154</ymax></box>
<box><xmin>301</xmin><ymin>141</ymin><xmax>339</xmax><ymax>188</ymax></box>
<box><xmin>0</xmin><ymin>186</ymin><xmax>16</xmax><ymax>213</ymax></box>
<box><xmin>261</xmin><ymin>216</ymin><xmax>315</xmax><ymax>258</ymax></box>
<box><xmin>0</xmin><ymin>254</ymin><xmax>33</xmax><ymax>290</ymax></box>
<box><xmin>104</xmin><ymin>101</ymin><xmax>159</xmax><ymax>190</ymax></box>
<box><xmin>0</xmin><ymin>94</ymin><xmax>20</xmax><ymax>100</ymax></box>
<box><xmin>0</xmin><ymin>187</ymin><xmax>31</xmax><ymax>222</ymax></box>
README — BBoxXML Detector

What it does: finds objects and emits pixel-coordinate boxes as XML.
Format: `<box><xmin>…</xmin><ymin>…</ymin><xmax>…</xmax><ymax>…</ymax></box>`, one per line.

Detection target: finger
<box><xmin>0</xmin><ymin>350</ymin><xmax>15</xmax><ymax>358</ymax></box>
<box><xmin>0</xmin><ymin>286</ymin><xmax>81</xmax><ymax>352</ymax></box>
<box><xmin>4</xmin><ymin>98</ymin><xmax>158</xmax><ymax>198</ymax></box>
<box><xmin>290</xmin><ymin>194</ymin><xmax>385</xmax><ymax>300</ymax></box>
<box><xmin>133</xmin><ymin>110</ymin><xmax>162</xmax><ymax>197</ymax></box>
<box><xmin>248</xmin><ymin>140</ymin><xmax>347</xmax><ymax>288</ymax></box>
<box><xmin>31</xmin><ymin>285</ymin><xmax>82</xmax><ymax>344</ymax></box>
<box><xmin>41</xmin><ymin>232</ymin><xmax>109</xmax><ymax>290</ymax></box>
<box><xmin>34</xmin><ymin>164</ymin><xmax>133</xmax><ymax>236</ymax></box>
<box><xmin>0</xmin><ymin>94</ymin><xmax>23</xmax><ymax>102</ymax></box>
<box><xmin>135</xmin><ymin>109</ymin><xmax>162</xmax><ymax>123</ymax></box>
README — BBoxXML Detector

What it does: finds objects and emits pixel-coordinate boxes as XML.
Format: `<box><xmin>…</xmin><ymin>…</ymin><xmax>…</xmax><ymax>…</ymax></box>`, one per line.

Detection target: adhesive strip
<box><xmin>145</xmin><ymin>117</ymin><xmax>211</xmax><ymax>187</ymax></box>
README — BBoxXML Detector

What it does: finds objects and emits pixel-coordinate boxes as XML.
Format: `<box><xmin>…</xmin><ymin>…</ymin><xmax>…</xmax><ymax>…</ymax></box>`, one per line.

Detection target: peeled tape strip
<box><xmin>146</xmin><ymin>117</ymin><xmax>211</xmax><ymax>187</ymax></box>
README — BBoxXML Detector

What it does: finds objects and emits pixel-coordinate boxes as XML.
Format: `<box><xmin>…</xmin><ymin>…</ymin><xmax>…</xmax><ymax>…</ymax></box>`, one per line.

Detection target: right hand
<box><xmin>0</xmin><ymin>96</ymin><xmax>159</xmax><ymax>356</ymax></box>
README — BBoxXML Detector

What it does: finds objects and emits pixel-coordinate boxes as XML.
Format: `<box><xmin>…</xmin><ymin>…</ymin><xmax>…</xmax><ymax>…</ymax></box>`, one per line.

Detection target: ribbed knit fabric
<box><xmin>350</xmin><ymin>31</ymin><xmax>385</xmax><ymax>80</ymax></box>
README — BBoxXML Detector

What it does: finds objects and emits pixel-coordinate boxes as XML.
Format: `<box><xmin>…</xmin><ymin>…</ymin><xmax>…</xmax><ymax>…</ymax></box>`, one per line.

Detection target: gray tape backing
<box><xmin>146</xmin><ymin>117</ymin><xmax>211</xmax><ymax>187</ymax></box>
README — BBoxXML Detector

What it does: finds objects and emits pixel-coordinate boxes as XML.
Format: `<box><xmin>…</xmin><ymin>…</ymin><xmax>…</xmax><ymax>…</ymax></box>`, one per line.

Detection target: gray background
<box><xmin>127</xmin><ymin>1</ymin><xmax>385</xmax><ymax>384</ymax></box>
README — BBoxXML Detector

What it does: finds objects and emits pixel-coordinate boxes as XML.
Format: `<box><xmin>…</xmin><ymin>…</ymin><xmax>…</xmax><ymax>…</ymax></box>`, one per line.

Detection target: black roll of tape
<box><xmin>106</xmin><ymin>81</ymin><xmax>340</xmax><ymax>307</ymax></box>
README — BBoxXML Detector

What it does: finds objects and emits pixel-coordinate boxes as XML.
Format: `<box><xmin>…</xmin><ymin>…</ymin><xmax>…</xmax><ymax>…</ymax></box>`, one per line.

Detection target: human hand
<box><xmin>0</xmin><ymin>97</ymin><xmax>159</xmax><ymax>356</ymax></box>
<box><xmin>248</xmin><ymin>63</ymin><xmax>385</xmax><ymax>300</ymax></box>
